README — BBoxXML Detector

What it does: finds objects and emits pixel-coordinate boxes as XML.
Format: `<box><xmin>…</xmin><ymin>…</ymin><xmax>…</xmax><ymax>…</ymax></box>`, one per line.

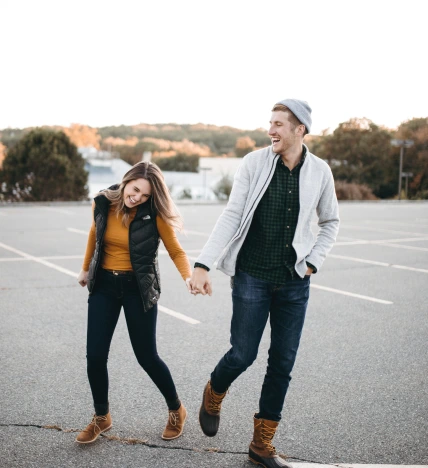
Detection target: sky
<box><xmin>1</xmin><ymin>0</ymin><xmax>427</xmax><ymax>135</ymax></box>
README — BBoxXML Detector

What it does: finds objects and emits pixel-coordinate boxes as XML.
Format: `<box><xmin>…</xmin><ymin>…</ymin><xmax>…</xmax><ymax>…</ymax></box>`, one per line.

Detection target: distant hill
<box><xmin>0</xmin><ymin>123</ymin><xmax>271</xmax><ymax>157</ymax></box>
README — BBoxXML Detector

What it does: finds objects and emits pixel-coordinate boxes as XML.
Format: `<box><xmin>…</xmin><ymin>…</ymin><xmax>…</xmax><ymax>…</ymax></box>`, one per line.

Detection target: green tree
<box><xmin>316</xmin><ymin>118</ymin><xmax>395</xmax><ymax>198</ymax></box>
<box><xmin>0</xmin><ymin>129</ymin><xmax>88</xmax><ymax>201</ymax></box>
<box><xmin>395</xmin><ymin>118</ymin><xmax>428</xmax><ymax>199</ymax></box>
<box><xmin>152</xmin><ymin>154</ymin><xmax>199</xmax><ymax>172</ymax></box>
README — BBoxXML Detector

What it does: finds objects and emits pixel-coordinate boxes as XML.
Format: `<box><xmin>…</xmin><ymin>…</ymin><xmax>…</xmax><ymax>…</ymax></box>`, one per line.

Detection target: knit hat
<box><xmin>275</xmin><ymin>99</ymin><xmax>312</xmax><ymax>134</ymax></box>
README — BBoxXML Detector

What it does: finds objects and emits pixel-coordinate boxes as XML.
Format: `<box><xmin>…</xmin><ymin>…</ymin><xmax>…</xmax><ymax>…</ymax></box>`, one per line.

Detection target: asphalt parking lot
<box><xmin>0</xmin><ymin>201</ymin><xmax>427</xmax><ymax>468</ymax></box>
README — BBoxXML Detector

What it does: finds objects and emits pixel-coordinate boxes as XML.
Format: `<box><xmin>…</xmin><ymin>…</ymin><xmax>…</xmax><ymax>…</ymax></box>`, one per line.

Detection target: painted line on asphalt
<box><xmin>180</xmin><ymin>229</ymin><xmax>210</xmax><ymax>237</ymax></box>
<box><xmin>0</xmin><ymin>242</ymin><xmax>77</xmax><ymax>277</ymax></box>
<box><xmin>337</xmin><ymin>235</ymin><xmax>365</xmax><ymax>241</ymax></box>
<box><xmin>67</xmin><ymin>229</ymin><xmax>395</xmax><ymax>303</ymax></box>
<box><xmin>374</xmin><ymin>236</ymin><xmax>428</xmax><ymax>243</ymax></box>
<box><xmin>362</xmin><ymin>218</ymin><xmax>428</xmax><ymax>229</ymax></box>
<box><xmin>0</xmin><ymin>257</ymin><xmax>28</xmax><ymax>262</ymax></box>
<box><xmin>0</xmin><ymin>241</ymin><xmax>200</xmax><ymax>326</ymax></box>
<box><xmin>67</xmin><ymin>227</ymin><xmax>87</xmax><ymax>235</ymax></box>
<box><xmin>335</xmin><ymin>236</ymin><xmax>428</xmax><ymax>246</ymax></box>
<box><xmin>339</xmin><ymin>224</ymin><xmax>427</xmax><ymax>237</ymax></box>
<box><xmin>310</xmin><ymin>284</ymin><xmax>393</xmax><ymax>304</ymax></box>
<box><xmin>0</xmin><ymin>255</ymin><xmax>84</xmax><ymax>262</ymax></box>
<box><xmin>290</xmin><ymin>465</ymin><xmax>424</xmax><ymax>468</ymax></box>
<box><xmin>158</xmin><ymin>305</ymin><xmax>200</xmax><ymax>325</ymax></box>
<box><xmin>329</xmin><ymin>254</ymin><xmax>428</xmax><ymax>274</ymax></box>
<box><xmin>378</xmin><ymin>243</ymin><xmax>428</xmax><ymax>252</ymax></box>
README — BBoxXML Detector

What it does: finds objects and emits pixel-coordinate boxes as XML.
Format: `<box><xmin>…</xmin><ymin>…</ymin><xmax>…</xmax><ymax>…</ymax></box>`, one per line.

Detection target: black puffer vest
<box><xmin>87</xmin><ymin>188</ymin><xmax>161</xmax><ymax>312</ymax></box>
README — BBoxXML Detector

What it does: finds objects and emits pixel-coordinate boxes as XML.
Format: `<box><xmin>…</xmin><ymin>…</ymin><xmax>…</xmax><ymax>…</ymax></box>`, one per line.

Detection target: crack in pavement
<box><xmin>0</xmin><ymin>423</ymin><xmax>332</xmax><ymax>464</ymax></box>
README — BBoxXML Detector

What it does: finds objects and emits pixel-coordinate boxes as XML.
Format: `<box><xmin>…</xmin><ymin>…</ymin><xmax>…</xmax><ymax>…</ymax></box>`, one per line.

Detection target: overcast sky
<box><xmin>1</xmin><ymin>0</ymin><xmax>426</xmax><ymax>134</ymax></box>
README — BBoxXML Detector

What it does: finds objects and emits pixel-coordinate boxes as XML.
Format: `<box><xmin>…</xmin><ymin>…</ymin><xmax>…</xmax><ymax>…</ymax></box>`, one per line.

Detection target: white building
<box><xmin>81</xmin><ymin>146</ymin><xmax>241</xmax><ymax>201</ymax></box>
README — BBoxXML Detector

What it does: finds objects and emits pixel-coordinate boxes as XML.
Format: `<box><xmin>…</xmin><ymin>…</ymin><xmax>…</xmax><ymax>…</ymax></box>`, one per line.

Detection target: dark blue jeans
<box><xmin>86</xmin><ymin>269</ymin><xmax>178</xmax><ymax>409</ymax></box>
<box><xmin>211</xmin><ymin>270</ymin><xmax>310</xmax><ymax>421</ymax></box>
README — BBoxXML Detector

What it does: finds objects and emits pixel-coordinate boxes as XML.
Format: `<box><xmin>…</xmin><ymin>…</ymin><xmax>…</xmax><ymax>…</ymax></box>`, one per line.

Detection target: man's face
<box><xmin>268</xmin><ymin>111</ymin><xmax>300</xmax><ymax>155</ymax></box>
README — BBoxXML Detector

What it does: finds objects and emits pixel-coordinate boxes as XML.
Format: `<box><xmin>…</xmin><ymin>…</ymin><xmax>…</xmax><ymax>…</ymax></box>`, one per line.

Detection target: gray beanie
<box><xmin>275</xmin><ymin>98</ymin><xmax>312</xmax><ymax>133</ymax></box>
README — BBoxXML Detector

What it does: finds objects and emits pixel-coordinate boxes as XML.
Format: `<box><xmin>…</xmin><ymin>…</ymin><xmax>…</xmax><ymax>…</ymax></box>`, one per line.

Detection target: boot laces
<box><xmin>261</xmin><ymin>425</ymin><xmax>277</xmax><ymax>454</ymax></box>
<box><xmin>168</xmin><ymin>410</ymin><xmax>179</xmax><ymax>427</ymax></box>
<box><xmin>208</xmin><ymin>388</ymin><xmax>226</xmax><ymax>414</ymax></box>
<box><xmin>88</xmin><ymin>414</ymin><xmax>108</xmax><ymax>434</ymax></box>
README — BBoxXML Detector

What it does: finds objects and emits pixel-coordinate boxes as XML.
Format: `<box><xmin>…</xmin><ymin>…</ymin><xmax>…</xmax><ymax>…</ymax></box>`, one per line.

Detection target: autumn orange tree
<box><xmin>63</xmin><ymin>124</ymin><xmax>101</xmax><ymax>149</ymax></box>
<box><xmin>235</xmin><ymin>136</ymin><xmax>256</xmax><ymax>157</ymax></box>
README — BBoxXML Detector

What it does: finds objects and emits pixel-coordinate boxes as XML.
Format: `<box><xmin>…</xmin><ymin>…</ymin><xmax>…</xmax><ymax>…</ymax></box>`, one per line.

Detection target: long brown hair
<box><xmin>103</xmin><ymin>161</ymin><xmax>183</xmax><ymax>230</ymax></box>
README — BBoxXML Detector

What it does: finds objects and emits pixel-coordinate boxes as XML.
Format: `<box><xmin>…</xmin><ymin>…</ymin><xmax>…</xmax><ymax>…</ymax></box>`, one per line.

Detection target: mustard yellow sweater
<box><xmin>82</xmin><ymin>204</ymin><xmax>191</xmax><ymax>280</ymax></box>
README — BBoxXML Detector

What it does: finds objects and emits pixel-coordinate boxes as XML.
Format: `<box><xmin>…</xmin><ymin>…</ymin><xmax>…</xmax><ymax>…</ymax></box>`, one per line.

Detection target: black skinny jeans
<box><xmin>86</xmin><ymin>269</ymin><xmax>178</xmax><ymax>409</ymax></box>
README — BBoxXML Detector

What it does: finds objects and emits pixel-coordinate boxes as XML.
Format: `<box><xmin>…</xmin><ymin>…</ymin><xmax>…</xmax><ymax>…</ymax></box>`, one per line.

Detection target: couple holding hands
<box><xmin>76</xmin><ymin>99</ymin><xmax>339</xmax><ymax>468</ymax></box>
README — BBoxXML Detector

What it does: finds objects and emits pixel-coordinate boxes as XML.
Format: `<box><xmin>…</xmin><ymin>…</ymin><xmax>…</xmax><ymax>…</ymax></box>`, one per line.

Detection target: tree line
<box><xmin>0</xmin><ymin>116</ymin><xmax>427</xmax><ymax>201</ymax></box>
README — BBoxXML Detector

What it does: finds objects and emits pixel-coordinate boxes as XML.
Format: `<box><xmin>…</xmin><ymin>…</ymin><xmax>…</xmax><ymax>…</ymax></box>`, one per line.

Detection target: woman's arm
<box><xmin>157</xmin><ymin>216</ymin><xmax>192</xmax><ymax>281</ymax></box>
<box><xmin>78</xmin><ymin>202</ymin><xmax>96</xmax><ymax>287</ymax></box>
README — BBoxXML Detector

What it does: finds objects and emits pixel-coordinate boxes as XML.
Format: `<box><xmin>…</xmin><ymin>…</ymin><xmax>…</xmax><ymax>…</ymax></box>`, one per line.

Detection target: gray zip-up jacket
<box><xmin>196</xmin><ymin>144</ymin><xmax>339</xmax><ymax>278</ymax></box>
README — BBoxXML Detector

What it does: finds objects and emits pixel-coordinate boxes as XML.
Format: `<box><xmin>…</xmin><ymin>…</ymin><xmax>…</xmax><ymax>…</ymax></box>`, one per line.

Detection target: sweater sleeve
<box><xmin>82</xmin><ymin>202</ymin><xmax>96</xmax><ymax>271</ymax></box>
<box><xmin>156</xmin><ymin>216</ymin><xmax>192</xmax><ymax>280</ymax></box>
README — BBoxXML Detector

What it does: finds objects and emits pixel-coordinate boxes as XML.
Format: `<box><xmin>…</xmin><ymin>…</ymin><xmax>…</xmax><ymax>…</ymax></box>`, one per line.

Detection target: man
<box><xmin>190</xmin><ymin>99</ymin><xmax>339</xmax><ymax>468</ymax></box>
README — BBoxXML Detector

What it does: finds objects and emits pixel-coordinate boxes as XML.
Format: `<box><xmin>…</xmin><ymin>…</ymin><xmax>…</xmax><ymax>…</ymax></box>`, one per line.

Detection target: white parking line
<box><xmin>0</xmin><ymin>255</ymin><xmax>84</xmax><ymax>262</ymax></box>
<box><xmin>67</xmin><ymin>227</ymin><xmax>87</xmax><ymax>235</ymax></box>
<box><xmin>311</xmin><ymin>284</ymin><xmax>393</xmax><ymax>305</ymax></box>
<box><xmin>0</xmin><ymin>242</ymin><xmax>199</xmax><ymax>325</ymax></box>
<box><xmin>290</xmin><ymin>464</ymin><xmax>423</xmax><ymax>468</ymax></box>
<box><xmin>334</xmin><ymin>237</ymin><xmax>428</xmax><ymax>251</ymax></box>
<box><xmin>379</xmin><ymin>243</ymin><xmax>428</xmax><ymax>252</ymax></box>
<box><xmin>329</xmin><ymin>254</ymin><xmax>428</xmax><ymax>274</ymax></box>
<box><xmin>68</xmin><ymin>229</ymin><xmax>395</xmax><ymax>303</ymax></box>
<box><xmin>0</xmin><ymin>257</ymin><xmax>28</xmax><ymax>262</ymax></box>
<box><xmin>158</xmin><ymin>305</ymin><xmax>200</xmax><ymax>325</ymax></box>
<box><xmin>340</xmin><ymin>224</ymin><xmax>427</xmax><ymax>237</ymax></box>
<box><xmin>363</xmin><ymin>219</ymin><xmax>428</xmax><ymax>229</ymax></box>
<box><xmin>181</xmin><ymin>229</ymin><xmax>210</xmax><ymax>237</ymax></box>
<box><xmin>0</xmin><ymin>242</ymin><xmax>77</xmax><ymax>277</ymax></box>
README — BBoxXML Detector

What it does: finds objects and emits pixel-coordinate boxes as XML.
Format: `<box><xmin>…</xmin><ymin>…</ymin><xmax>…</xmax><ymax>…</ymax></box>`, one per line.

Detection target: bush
<box><xmin>152</xmin><ymin>154</ymin><xmax>199</xmax><ymax>172</ymax></box>
<box><xmin>411</xmin><ymin>190</ymin><xmax>428</xmax><ymax>200</ymax></box>
<box><xmin>0</xmin><ymin>129</ymin><xmax>88</xmax><ymax>201</ymax></box>
<box><xmin>335</xmin><ymin>181</ymin><xmax>378</xmax><ymax>200</ymax></box>
<box><xmin>213</xmin><ymin>175</ymin><xmax>233</xmax><ymax>200</ymax></box>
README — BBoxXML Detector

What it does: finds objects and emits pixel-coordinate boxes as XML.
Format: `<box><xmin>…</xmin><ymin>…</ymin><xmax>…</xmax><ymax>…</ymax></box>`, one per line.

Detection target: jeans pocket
<box><xmin>230</xmin><ymin>276</ymin><xmax>235</xmax><ymax>289</ymax></box>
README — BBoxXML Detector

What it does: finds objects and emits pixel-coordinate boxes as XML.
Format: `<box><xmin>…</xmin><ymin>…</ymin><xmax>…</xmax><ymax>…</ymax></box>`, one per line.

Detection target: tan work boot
<box><xmin>249</xmin><ymin>416</ymin><xmax>292</xmax><ymax>468</ymax></box>
<box><xmin>162</xmin><ymin>404</ymin><xmax>187</xmax><ymax>440</ymax></box>
<box><xmin>75</xmin><ymin>412</ymin><xmax>112</xmax><ymax>444</ymax></box>
<box><xmin>199</xmin><ymin>380</ymin><xmax>228</xmax><ymax>437</ymax></box>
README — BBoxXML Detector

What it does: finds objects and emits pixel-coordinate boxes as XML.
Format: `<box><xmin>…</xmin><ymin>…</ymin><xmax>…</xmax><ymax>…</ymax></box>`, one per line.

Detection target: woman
<box><xmin>76</xmin><ymin>161</ymin><xmax>191</xmax><ymax>444</ymax></box>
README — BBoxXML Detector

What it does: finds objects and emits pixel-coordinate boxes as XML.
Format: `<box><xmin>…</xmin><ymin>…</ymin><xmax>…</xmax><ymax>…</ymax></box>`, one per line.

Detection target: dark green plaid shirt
<box><xmin>237</xmin><ymin>148</ymin><xmax>307</xmax><ymax>284</ymax></box>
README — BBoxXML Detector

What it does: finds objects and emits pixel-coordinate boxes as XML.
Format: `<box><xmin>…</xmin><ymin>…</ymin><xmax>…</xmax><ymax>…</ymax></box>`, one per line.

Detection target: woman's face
<box><xmin>123</xmin><ymin>178</ymin><xmax>152</xmax><ymax>208</ymax></box>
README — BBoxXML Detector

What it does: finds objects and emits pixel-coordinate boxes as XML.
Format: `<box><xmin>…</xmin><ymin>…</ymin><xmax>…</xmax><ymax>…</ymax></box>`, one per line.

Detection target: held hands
<box><xmin>187</xmin><ymin>267</ymin><xmax>212</xmax><ymax>296</ymax></box>
<box><xmin>77</xmin><ymin>269</ymin><xmax>89</xmax><ymax>287</ymax></box>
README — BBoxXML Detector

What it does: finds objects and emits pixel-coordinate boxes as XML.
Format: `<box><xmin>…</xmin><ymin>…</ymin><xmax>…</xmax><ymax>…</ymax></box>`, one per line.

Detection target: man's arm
<box><xmin>190</xmin><ymin>157</ymin><xmax>251</xmax><ymax>295</ymax></box>
<box><xmin>195</xmin><ymin>157</ymin><xmax>251</xmax><ymax>269</ymax></box>
<box><xmin>305</xmin><ymin>168</ymin><xmax>339</xmax><ymax>271</ymax></box>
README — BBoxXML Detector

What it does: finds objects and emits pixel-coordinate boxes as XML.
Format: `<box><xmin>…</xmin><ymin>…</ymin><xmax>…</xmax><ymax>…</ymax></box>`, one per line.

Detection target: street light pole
<box><xmin>199</xmin><ymin>167</ymin><xmax>212</xmax><ymax>200</ymax></box>
<box><xmin>398</xmin><ymin>146</ymin><xmax>404</xmax><ymax>199</ymax></box>
<box><xmin>402</xmin><ymin>172</ymin><xmax>413</xmax><ymax>199</ymax></box>
<box><xmin>391</xmin><ymin>139</ymin><xmax>414</xmax><ymax>200</ymax></box>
